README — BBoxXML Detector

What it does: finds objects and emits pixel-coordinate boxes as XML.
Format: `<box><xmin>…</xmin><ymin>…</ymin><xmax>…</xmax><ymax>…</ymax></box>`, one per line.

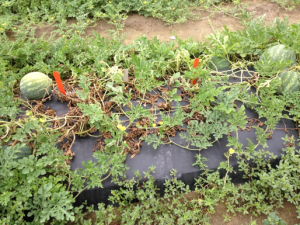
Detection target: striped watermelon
<box><xmin>259</xmin><ymin>44</ymin><xmax>296</xmax><ymax>70</ymax></box>
<box><xmin>15</xmin><ymin>145</ymin><xmax>32</xmax><ymax>160</ymax></box>
<box><xmin>2</xmin><ymin>142</ymin><xmax>32</xmax><ymax>160</ymax></box>
<box><xmin>276</xmin><ymin>71</ymin><xmax>300</xmax><ymax>95</ymax></box>
<box><xmin>20</xmin><ymin>72</ymin><xmax>53</xmax><ymax>100</ymax></box>
<box><xmin>207</xmin><ymin>56</ymin><xmax>230</xmax><ymax>71</ymax></box>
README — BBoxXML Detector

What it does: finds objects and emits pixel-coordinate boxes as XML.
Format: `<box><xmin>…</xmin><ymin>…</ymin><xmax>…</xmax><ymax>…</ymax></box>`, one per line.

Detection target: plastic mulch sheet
<box><xmin>29</xmin><ymin>69</ymin><xmax>299</xmax><ymax>207</ymax></box>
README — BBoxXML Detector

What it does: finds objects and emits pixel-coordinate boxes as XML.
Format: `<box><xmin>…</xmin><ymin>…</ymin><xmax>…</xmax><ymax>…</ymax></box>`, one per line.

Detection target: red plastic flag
<box><xmin>53</xmin><ymin>71</ymin><xmax>66</xmax><ymax>96</ymax></box>
<box><xmin>192</xmin><ymin>58</ymin><xmax>199</xmax><ymax>85</ymax></box>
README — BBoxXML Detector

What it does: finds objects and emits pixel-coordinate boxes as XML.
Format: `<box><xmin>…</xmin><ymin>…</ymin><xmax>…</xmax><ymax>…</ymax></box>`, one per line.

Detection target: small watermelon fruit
<box><xmin>20</xmin><ymin>72</ymin><xmax>53</xmax><ymax>100</ymax></box>
<box><xmin>276</xmin><ymin>71</ymin><xmax>300</xmax><ymax>95</ymax></box>
<box><xmin>207</xmin><ymin>56</ymin><xmax>230</xmax><ymax>71</ymax></box>
<box><xmin>259</xmin><ymin>44</ymin><xmax>296</xmax><ymax>70</ymax></box>
<box><xmin>2</xmin><ymin>142</ymin><xmax>32</xmax><ymax>160</ymax></box>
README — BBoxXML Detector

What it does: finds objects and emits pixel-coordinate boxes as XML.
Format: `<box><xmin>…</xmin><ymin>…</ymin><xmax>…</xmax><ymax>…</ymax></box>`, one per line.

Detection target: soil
<box><xmin>34</xmin><ymin>0</ymin><xmax>300</xmax><ymax>45</ymax></box>
<box><xmin>34</xmin><ymin>0</ymin><xmax>300</xmax><ymax>224</ymax></box>
<box><xmin>72</xmin><ymin>199</ymin><xmax>300</xmax><ymax>225</ymax></box>
<box><xmin>210</xmin><ymin>200</ymin><xmax>300</xmax><ymax>225</ymax></box>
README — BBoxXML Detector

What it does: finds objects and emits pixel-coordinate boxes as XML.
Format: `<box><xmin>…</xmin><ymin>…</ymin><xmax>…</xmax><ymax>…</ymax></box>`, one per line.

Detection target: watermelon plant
<box><xmin>20</xmin><ymin>72</ymin><xmax>53</xmax><ymax>100</ymax></box>
<box><xmin>2</xmin><ymin>1</ymin><xmax>300</xmax><ymax>223</ymax></box>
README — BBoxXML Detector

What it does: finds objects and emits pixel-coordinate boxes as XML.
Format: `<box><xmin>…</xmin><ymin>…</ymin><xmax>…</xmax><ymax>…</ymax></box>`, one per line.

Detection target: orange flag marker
<box><xmin>192</xmin><ymin>58</ymin><xmax>199</xmax><ymax>85</ymax></box>
<box><xmin>53</xmin><ymin>71</ymin><xmax>66</xmax><ymax>96</ymax></box>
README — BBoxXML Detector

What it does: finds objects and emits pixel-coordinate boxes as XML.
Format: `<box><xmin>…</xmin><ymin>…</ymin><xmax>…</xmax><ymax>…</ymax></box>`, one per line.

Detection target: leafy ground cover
<box><xmin>1</xmin><ymin>0</ymin><xmax>300</xmax><ymax>224</ymax></box>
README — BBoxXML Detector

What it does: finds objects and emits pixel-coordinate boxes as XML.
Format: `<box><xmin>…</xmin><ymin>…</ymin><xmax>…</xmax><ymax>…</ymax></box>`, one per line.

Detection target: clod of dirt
<box><xmin>158</xmin><ymin>102</ymin><xmax>172</xmax><ymax>111</ymax></box>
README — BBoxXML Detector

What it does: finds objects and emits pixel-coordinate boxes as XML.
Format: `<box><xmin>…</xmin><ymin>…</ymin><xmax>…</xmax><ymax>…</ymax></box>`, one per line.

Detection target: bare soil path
<box><xmin>34</xmin><ymin>0</ymin><xmax>300</xmax><ymax>45</ymax></box>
